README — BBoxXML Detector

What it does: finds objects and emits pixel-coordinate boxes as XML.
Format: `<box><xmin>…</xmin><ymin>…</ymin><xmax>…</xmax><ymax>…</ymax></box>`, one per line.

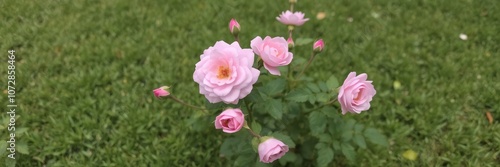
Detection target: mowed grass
<box><xmin>1</xmin><ymin>0</ymin><xmax>499</xmax><ymax>166</ymax></box>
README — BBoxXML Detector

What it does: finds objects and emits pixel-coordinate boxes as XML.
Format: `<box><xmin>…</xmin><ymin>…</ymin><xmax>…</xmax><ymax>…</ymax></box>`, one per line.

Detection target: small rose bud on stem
<box><xmin>297</xmin><ymin>39</ymin><xmax>324</xmax><ymax>79</ymax></box>
<box><xmin>287</xmin><ymin>37</ymin><xmax>294</xmax><ymax>49</ymax></box>
<box><xmin>313</xmin><ymin>39</ymin><xmax>324</xmax><ymax>53</ymax></box>
<box><xmin>153</xmin><ymin>86</ymin><xmax>207</xmax><ymax>113</ymax></box>
<box><xmin>153</xmin><ymin>86</ymin><xmax>170</xmax><ymax>98</ymax></box>
<box><xmin>229</xmin><ymin>18</ymin><xmax>240</xmax><ymax>43</ymax></box>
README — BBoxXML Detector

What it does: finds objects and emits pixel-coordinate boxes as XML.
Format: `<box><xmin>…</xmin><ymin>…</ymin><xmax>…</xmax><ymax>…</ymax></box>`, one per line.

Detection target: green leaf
<box><xmin>341</xmin><ymin>130</ymin><xmax>353</xmax><ymax>142</ymax></box>
<box><xmin>260</xmin><ymin>78</ymin><xmax>286</xmax><ymax>96</ymax></box>
<box><xmin>245</xmin><ymin>89</ymin><xmax>265</xmax><ymax>103</ymax></box>
<box><xmin>315</xmin><ymin>142</ymin><xmax>328</xmax><ymax>150</ymax></box>
<box><xmin>353</xmin><ymin>134</ymin><xmax>367</xmax><ymax>149</ymax></box>
<box><xmin>17</xmin><ymin>141</ymin><xmax>29</xmax><ymax>154</ymax></box>
<box><xmin>318</xmin><ymin>82</ymin><xmax>329</xmax><ymax>92</ymax></box>
<box><xmin>234</xmin><ymin>153</ymin><xmax>256</xmax><ymax>167</ymax></box>
<box><xmin>315</xmin><ymin>93</ymin><xmax>331</xmax><ymax>103</ymax></box>
<box><xmin>251</xmin><ymin>121</ymin><xmax>262</xmax><ymax>135</ymax></box>
<box><xmin>354</xmin><ymin>124</ymin><xmax>364</xmax><ymax>133</ymax></box>
<box><xmin>295</xmin><ymin>38</ymin><xmax>315</xmax><ymax>46</ymax></box>
<box><xmin>314</xmin><ymin>142</ymin><xmax>328</xmax><ymax>150</ymax></box>
<box><xmin>306</xmin><ymin>83</ymin><xmax>320</xmax><ymax>93</ymax></box>
<box><xmin>364</xmin><ymin>128</ymin><xmax>388</xmax><ymax>147</ymax></box>
<box><xmin>255</xmin><ymin>161</ymin><xmax>273</xmax><ymax>167</ymax></box>
<box><xmin>345</xmin><ymin>119</ymin><xmax>356</xmax><ymax>130</ymax></box>
<box><xmin>286</xmin><ymin>88</ymin><xmax>311</xmax><ymax>102</ymax></box>
<box><xmin>251</xmin><ymin>137</ymin><xmax>260</xmax><ymax>153</ymax></box>
<box><xmin>318</xmin><ymin>134</ymin><xmax>332</xmax><ymax>143</ymax></box>
<box><xmin>278</xmin><ymin>152</ymin><xmax>297</xmax><ymax>165</ymax></box>
<box><xmin>272</xmin><ymin>133</ymin><xmax>296</xmax><ymax>148</ymax></box>
<box><xmin>308</xmin><ymin>95</ymin><xmax>317</xmax><ymax>104</ymax></box>
<box><xmin>265</xmin><ymin>98</ymin><xmax>283</xmax><ymax>120</ymax></box>
<box><xmin>332</xmin><ymin>140</ymin><xmax>341</xmax><ymax>151</ymax></box>
<box><xmin>220</xmin><ymin>137</ymin><xmax>238</xmax><ymax>157</ymax></box>
<box><xmin>341</xmin><ymin>143</ymin><xmax>356</xmax><ymax>162</ymax></box>
<box><xmin>326</xmin><ymin>75</ymin><xmax>340</xmax><ymax>90</ymax></box>
<box><xmin>321</xmin><ymin>107</ymin><xmax>338</xmax><ymax>119</ymax></box>
<box><xmin>317</xmin><ymin>147</ymin><xmax>334</xmax><ymax>167</ymax></box>
<box><xmin>309</xmin><ymin>111</ymin><xmax>327</xmax><ymax>136</ymax></box>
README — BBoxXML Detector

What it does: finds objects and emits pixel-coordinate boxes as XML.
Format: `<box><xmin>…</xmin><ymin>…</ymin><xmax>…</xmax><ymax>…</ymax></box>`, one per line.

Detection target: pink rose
<box><xmin>250</xmin><ymin>36</ymin><xmax>293</xmax><ymax>76</ymax></box>
<box><xmin>153</xmin><ymin>86</ymin><xmax>170</xmax><ymax>98</ymax></box>
<box><xmin>276</xmin><ymin>10</ymin><xmax>309</xmax><ymax>26</ymax></box>
<box><xmin>338</xmin><ymin>72</ymin><xmax>376</xmax><ymax>114</ymax></box>
<box><xmin>214</xmin><ymin>108</ymin><xmax>245</xmax><ymax>133</ymax></box>
<box><xmin>258</xmin><ymin>138</ymin><xmax>289</xmax><ymax>163</ymax></box>
<box><xmin>193</xmin><ymin>41</ymin><xmax>260</xmax><ymax>104</ymax></box>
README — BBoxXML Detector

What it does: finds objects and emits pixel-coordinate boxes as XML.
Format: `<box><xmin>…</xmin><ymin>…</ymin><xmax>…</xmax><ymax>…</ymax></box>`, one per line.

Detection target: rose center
<box><xmin>221</xmin><ymin>119</ymin><xmax>230</xmax><ymax>127</ymax></box>
<box><xmin>217</xmin><ymin>66</ymin><xmax>231</xmax><ymax>79</ymax></box>
<box><xmin>271</xmin><ymin>48</ymin><xmax>282</xmax><ymax>58</ymax></box>
<box><xmin>354</xmin><ymin>88</ymin><xmax>364</xmax><ymax>101</ymax></box>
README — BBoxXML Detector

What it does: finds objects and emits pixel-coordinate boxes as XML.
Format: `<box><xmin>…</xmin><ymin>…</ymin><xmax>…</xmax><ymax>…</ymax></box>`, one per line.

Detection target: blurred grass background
<box><xmin>1</xmin><ymin>0</ymin><xmax>499</xmax><ymax>166</ymax></box>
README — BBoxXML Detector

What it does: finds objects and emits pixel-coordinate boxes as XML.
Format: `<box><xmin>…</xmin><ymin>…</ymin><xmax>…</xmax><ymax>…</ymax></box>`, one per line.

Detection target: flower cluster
<box><xmin>154</xmin><ymin>1</ymin><xmax>378</xmax><ymax>165</ymax></box>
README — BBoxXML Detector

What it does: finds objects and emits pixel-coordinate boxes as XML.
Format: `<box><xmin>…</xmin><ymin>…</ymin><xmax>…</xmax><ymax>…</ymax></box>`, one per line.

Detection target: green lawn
<box><xmin>1</xmin><ymin>0</ymin><xmax>499</xmax><ymax>166</ymax></box>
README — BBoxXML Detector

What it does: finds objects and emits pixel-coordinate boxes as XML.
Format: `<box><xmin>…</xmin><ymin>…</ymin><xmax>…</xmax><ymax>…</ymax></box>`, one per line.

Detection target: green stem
<box><xmin>306</xmin><ymin>97</ymin><xmax>338</xmax><ymax>113</ymax></box>
<box><xmin>234</xmin><ymin>35</ymin><xmax>240</xmax><ymax>44</ymax></box>
<box><xmin>244</xmin><ymin>124</ymin><xmax>261</xmax><ymax>138</ymax></box>
<box><xmin>244</xmin><ymin>99</ymin><xmax>253</xmax><ymax>123</ymax></box>
<box><xmin>169</xmin><ymin>95</ymin><xmax>208</xmax><ymax>113</ymax></box>
<box><xmin>296</xmin><ymin>52</ymin><xmax>317</xmax><ymax>79</ymax></box>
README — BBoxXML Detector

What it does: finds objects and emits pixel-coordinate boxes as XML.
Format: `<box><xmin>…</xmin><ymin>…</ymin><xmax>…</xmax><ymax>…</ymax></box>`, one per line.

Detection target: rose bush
<box><xmin>155</xmin><ymin>1</ymin><xmax>387</xmax><ymax>166</ymax></box>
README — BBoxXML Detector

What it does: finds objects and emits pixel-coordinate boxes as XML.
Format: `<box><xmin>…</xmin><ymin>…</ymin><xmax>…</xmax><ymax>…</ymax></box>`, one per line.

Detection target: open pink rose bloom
<box><xmin>214</xmin><ymin>108</ymin><xmax>245</xmax><ymax>133</ymax></box>
<box><xmin>338</xmin><ymin>72</ymin><xmax>376</xmax><ymax>114</ymax></box>
<box><xmin>276</xmin><ymin>10</ymin><xmax>309</xmax><ymax>26</ymax></box>
<box><xmin>251</xmin><ymin>36</ymin><xmax>293</xmax><ymax>76</ymax></box>
<box><xmin>193</xmin><ymin>41</ymin><xmax>260</xmax><ymax>104</ymax></box>
<box><xmin>258</xmin><ymin>138</ymin><xmax>289</xmax><ymax>163</ymax></box>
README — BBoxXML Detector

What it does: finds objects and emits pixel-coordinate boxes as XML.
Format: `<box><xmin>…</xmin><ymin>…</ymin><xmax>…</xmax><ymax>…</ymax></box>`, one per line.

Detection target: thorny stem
<box><xmin>169</xmin><ymin>95</ymin><xmax>208</xmax><ymax>113</ymax></box>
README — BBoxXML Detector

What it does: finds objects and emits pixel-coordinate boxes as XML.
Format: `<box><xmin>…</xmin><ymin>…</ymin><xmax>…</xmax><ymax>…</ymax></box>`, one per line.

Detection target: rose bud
<box><xmin>153</xmin><ymin>86</ymin><xmax>170</xmax><ymax>99</ymax></box>
<box><xmin>258</xmin><ymin>137</ymin><xmax>289</xmax><ymax>163</ymax></box>
<box><xmin>214</xmin><ymin>108</ymin><xmax>245</xmax><ymax>133</ymax></box>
